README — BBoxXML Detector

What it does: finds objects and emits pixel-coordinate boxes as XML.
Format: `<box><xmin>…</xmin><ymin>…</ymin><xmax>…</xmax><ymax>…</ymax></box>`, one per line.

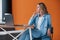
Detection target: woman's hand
<box><xmin>29</xmin><ymin>24</ymin><xmax>34</xmax><ymax>29</ymax></box>
<box><xmin>47</xmin><ymin>28</ymin><xmax>51</xmax><ymax>37</ymax></box>
<box><xmin>23</xmin><ymin>24</ymin><xmax>34</xmax><ymax>29</ymax></box>
<box><xmin>33</xmin><ymin>10</ymin><xmax>39</xmax><ymax>16</ymax></box>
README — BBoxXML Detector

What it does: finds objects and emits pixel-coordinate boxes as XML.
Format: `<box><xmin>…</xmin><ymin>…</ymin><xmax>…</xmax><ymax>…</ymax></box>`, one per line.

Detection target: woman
<box><xmin>18</xmin><ymin>2</ymin><xmax>52</xmax><ymax>40</ymax></box>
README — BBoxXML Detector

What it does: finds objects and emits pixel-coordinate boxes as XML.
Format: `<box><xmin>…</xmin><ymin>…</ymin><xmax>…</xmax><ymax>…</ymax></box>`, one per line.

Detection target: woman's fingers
<box><xmin>47</xmin><ymin>29</ymin><xmax>51</xmax><ymax>37</ymax></box>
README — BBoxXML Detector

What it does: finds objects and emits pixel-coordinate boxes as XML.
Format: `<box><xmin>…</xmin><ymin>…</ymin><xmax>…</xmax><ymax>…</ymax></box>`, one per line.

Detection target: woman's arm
<box><xmin>23</xmin><ymin>24</ymin><xmax>34</xmax><ymax>30</ymax></box>
<box><xmin>28</xmin><ymin>12</ymin><xmax>38</xmax><ymax>26</ymax></box>
<box><xmin>24</xmin><ymin>12</ymin><xmax>36</xmax><ymax>29</ymax></box>
<box><xmin>28</xmin><ymin>13</ymin><xmax>35</xmax><ymax>26</ymax></box>
<box><xmin>47</xmin><ymin>14</ymin><xmax>52</xmax><ymax>36</ymax></box>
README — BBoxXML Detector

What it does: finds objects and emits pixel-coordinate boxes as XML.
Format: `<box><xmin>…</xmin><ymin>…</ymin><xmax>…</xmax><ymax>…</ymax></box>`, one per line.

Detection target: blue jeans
<box><xmin>18</xmin><ymin>30</ymin><xmax>51</xmax><ymax>40</ymax></box>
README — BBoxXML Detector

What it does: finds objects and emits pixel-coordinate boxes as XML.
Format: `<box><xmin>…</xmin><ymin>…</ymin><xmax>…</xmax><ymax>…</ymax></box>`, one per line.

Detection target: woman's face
<box><xmin>36</xmin><ymin>4</ymin><xmax>44</xmax><ymax>15</ymax></box>
<box><xmin>36</xmin><ymin>4</ymin><xmax>40</xmax><ymax>13</ymax></box>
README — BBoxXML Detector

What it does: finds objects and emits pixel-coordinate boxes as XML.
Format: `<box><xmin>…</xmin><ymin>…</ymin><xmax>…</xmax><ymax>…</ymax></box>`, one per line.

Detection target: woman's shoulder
<box><xmin>46</xmin><ymin>13</ymin><xmax>51</xmax><ymax>17</ymax></box>
<box><xmin>46</xmin><ymin>13</ymin><xmax>51</xmax><ymax>19</ymax></box>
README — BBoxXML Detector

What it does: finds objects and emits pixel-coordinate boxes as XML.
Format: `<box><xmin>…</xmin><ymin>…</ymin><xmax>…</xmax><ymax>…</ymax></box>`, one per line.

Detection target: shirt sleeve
<box><xmin>28</xmin><ymin>14</ymin><xmax>38</xmax><ymax>26</ymax></box>
<box><xmin>28</xmin><ymin>14</ymin><xmax>35</xmax><ymax>26</ymax></box>
<box><xmin>47</xmin><ymin>14</ymin><xmax>52</xmax><ymax>31</ymax></box>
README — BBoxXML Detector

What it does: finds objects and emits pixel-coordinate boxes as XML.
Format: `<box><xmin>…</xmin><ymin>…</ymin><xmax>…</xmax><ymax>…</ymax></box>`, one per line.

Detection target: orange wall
<box><xmin>12</xmin><ymin>0</ymin><xmax>60</xmax><ymax>40</ymax></box>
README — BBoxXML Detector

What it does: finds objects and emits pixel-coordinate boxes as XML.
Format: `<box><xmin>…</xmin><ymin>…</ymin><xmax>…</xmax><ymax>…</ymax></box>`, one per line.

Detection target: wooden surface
<box><xmin>0</xmin><ymin>24</ymin><xmax>25</xmax><ymax>30</ymax></box>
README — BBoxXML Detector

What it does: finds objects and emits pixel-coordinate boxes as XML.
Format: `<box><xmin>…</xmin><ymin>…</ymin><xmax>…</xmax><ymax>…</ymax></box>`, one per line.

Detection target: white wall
<box><xmin>0</xmin><ymin>0</ymin><xmax>2</xmax><ymax>22</ymax></box>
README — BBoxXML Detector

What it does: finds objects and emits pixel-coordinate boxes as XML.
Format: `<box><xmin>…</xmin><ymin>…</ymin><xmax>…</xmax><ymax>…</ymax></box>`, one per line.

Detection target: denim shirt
<box><xmin>28</xmin><ymin>13</ymin><xmax>52</xmax><ymax>37</ymax></box>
